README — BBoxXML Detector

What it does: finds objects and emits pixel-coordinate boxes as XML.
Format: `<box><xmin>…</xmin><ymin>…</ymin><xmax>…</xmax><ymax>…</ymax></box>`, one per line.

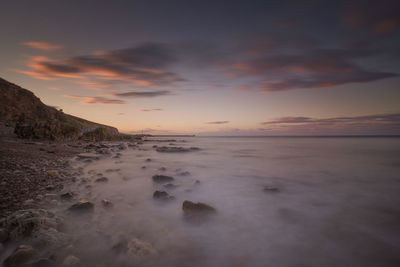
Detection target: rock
<box><xmin>60</xmin><ymin>191</ymin><xmax>74</xmax><ymax>200</ymax></box>
<box><xmin>112</xmin><ymin>238</ymin><xmax>157</xmax><ymax>258</ymax></box>
<box><xmin>45</xmin><ymin>184</ymin><xmax>56</xmax><ymax>191</ymax></box>
<box><xmin>3</xmin><ymin>245</ymin><xmax>36</xmax><ymax>267</ymax></box>
<box><xmin>156</xmin><ymin>146</ymin><xmax>200</xmax><ymax>153</ymax></box>
<box><xmin>62</xmin><ymin>255</ymin><xmax>81</xmax><ymax>267</ymax></box>
<box><xmin>194</xmin><ymin>180</ymin><xmax>201</xmax><ymax>185</ymax></box>
<box><xmin>141</xmin><ymin>166</ymin><xmax>147</xmax><ymax>169</ymax></box>
<box><xmin>105</xmin><ymin>168</ymin><xmax>120</xmax><ymax>173</ymax></box>
<box><xmin>95</xmin><ymin>177</ymin><xmax>108</xmax><ymax>183</ymax></box>
<box><xmin>153</xmin><ymin>191</ymin><xmax>174</xmax><ymax>200</ymax></box>
<box><xmin>68</xmin><ymin>200</ymin><xmax>94</xmax><ymax>213</ymax></box>
<box><xmin>152</xmin><ymin>175</ymin><xmax>174</xmax><ymax>183</ymax></box>
<box><xmin>182</xmin><ymin>201</ymin><xmax>216</xmax><ymax>214</ymax></box>
<box><xmin>30</xmin><ymin>258</ymin><xmax>56</xmax><ymax>267</ymax></box>
<box><xmin>177</xmin><ymin>171</ymin><xmax>191</xmax><ymax>176</ymax></box>
<box><xmin>163</xmin><ymin>183</ymin><xmax>178</xmax><ymax>189</ymax></box>
<box><xmin>0</xmin><ymin>209</ymin><xmax>62</xmax><ymax>241</ymax></box>
<box><xmin>263</xmin><ymin>186</ymin><xmax>280</xmax><ymax>193</ymax></box>
<box><xmin>47</xmin><ymin>170</ymin><xmax>59</xmax><ymax>178</ymax></box>
<box><xmin>158</xmin><ymin>167</ymin><xmax>167</xmax><ymax>171</ymax></box>
<box><xmin>145</xmin><ymin>158</ymin><xmax>152</xmax><ymax>162</ymax></box>
<box><xmin>76</xmin><ymin>153</ymin><xmax>100</xmax><ymax>160</ymax></box>
<box><xmin>101</xmin><ymin>199</ymin><xmax>113</xmax><ymax>208</ymax></box>
<box><xmin>0</xmin><ymin>228</ymin><xmax>8</xmax><ymax>242</ymax></box>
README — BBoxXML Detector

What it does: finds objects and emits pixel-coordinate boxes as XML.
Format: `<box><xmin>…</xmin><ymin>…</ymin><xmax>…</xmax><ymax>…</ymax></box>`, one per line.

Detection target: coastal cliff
<box><xmin>0</xmin><ymin>77</ymin><xmax>119</xmax><ymax>141</ymax></box>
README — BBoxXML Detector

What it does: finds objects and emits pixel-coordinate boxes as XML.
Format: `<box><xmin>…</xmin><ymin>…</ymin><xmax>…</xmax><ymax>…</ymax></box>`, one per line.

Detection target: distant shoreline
<box><xmin>145</xmin><ymin>135</ymin><xmax>400</xmax><ymax>138</ymax></box>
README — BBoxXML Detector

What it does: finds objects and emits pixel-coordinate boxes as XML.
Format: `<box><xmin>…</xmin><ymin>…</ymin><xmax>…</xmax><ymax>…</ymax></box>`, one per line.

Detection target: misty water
<box><xmin>49</xmin><ymin>137</ymin><xmax>400</xmax><ymax>266</ymax></box>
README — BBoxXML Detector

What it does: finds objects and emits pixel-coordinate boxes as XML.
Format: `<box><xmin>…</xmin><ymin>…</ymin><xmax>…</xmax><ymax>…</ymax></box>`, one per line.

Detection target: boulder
<box><xmin>152</xmin><ymin>175</ymin><xmax>174</xmax><ymax>183</ymax></box>
<box><xmin>182</xmin><ymin>201</ymin><xmax>216</xmax><ymax>214</ymax></box>
<box><xmin>62</xmin><ymin>255</ymin><xmax>81</xmax><ymax>267</ymax></box>
<box><xmin>101</xmin><ymin>199</ymin><xmax>113</xmax><ymax>208</ymax></box>
<box><xmin>112</xmin><ymin>238</ymin><xmax>157</xmax><ymax>258</ymax></box>
<box><xmin>153</xmin><ymin>191</ymin><xmax>174</xmax><ymax>200</ymax></box>
<box><xmin>60</xmin><ymin>191</ymin><xmax>74</xmax><ymax>200</ymax></box>
<box><xmin>95</xmin><ymin>177</ymin><xmax>109</xmax><ymax>183</ymax></box>
<box><xmin>68</xmin><ymin>200</ymin><xmax>94</xmax><ymax>213</ymax></box>
<box><xmin>3</xmin><ymin>245</ymin><xmax>36</xmax><ymax>267</ymax></box>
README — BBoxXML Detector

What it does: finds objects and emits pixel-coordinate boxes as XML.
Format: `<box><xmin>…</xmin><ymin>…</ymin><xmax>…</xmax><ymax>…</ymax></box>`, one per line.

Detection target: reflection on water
<box><xmin>35</xmin><ymin>138</ymin><xmax>400</xmax><ymax>266</ymax></box>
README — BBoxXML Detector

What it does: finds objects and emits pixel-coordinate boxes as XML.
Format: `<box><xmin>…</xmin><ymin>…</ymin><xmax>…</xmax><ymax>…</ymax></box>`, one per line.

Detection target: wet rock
<box><xmin>62</xmin><ymin>255</ymin><xmax>81</xmax><ymax>267</ymax></box>
<box><xmin>141</xmin><ymin>166</ymin><xmax>147</xmax><ymax>169</ymax></box>
<box><xmin>102</xmin><ymin>199</ymin><xmax>113</xmax><ymax>208</ymax></box>
<box><xmin>163</xmin><ymin>183</ymin><xmax>178</xmax><ymax>189</ymax></box>
<box><xmin>153</xmin><ymin>191</ymin><xmax>174</xmax><ymax>200</ymax></box>
<box><xmin>105</xmin><ymin>168</ymin><xmax>120</xmax><ymax>173</ymax></box>
<box><xmin>68</xmin><ymin>200</ymin><xmax>94</xmax><ymax>213</ymax></box>
<box><xmin>0</xmin><ymin>228</ymin><xmax>8</xmax><ymax>242</ymax></box>
<box><xmin>152</xmin><ymin>175</ymin><xmax>174</xmax><ymax>183</ymax></box>
<box><xmin>47</xmin><ymin>170</ymin><xmax>59</xmax><ymax>178</ymax></box>
<box><xmin>263</xmin><ymin>186</ymin><xmax>280</xmax><ymax>193</ymax></box>
<box><xmin>156</xmin><ymin>146</ymin><xmax>200</xmax><ymax>153</ymax></box>
<box><xmin>30</xmin><ymin>258</ymin><xmax>56</xmax><ymax>267</ymax></box>
<box><xmin>60</xmin><ymin>191</ymin><xmax>74</xmax><ymax>200</ymax></box>
<box><xmin>76</xmin><ymin>153</ymin><xmax>100</xmax><ymax>160</ymax></box>
<box><xmin>194</xmin><ymin>180</ymin><xmax>201</xmax><ymax>185</ymax></box>
<box><xmin>45</xmin><ymin>185</ymin><xmax>56</xmax><ymax>191</ymax></box>
<box><xmin>95</xmin><ymin>177</ymin><xmax>109</xmax><ymax>183</ymax></box>
<box><xmin>112</xmin><ymin>238</ymin><xmax>157</xmax><ymax>258</ymax></box>
<box><xmin>0</xmin><ymin>209</ymin><xmax>62</xmax><ymax>241</ymax></box>
<box><xmin>145</xmin><ymin>158</ymin><xmax>152</xmax><ymax>162</ymax></box>
<box><xmin>158</xmin><ymin>167</ymin><xmax>167</xmax><ymax>171</ymax></box>
<box><xmin>177</xmin><ymin>171</ymin><xmax>191</xmax><ymax>176</ymax></box>
<box><xmin>3</xmin><ymin>245</ymin><xmax>36</xmax><ymax>267</ymax></box>
<box><xmin>182</xmin><ymin>201</ymin><xmax>216</xmax><ymax>214</ymax></box>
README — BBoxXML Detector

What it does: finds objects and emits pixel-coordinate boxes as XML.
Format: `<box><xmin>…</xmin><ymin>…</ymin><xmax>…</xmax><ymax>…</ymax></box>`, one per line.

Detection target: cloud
<box><xmin>66</xmin><ymin>95</ymin><xmax>125</xmax><ymax>104</ymax></box>
<box><xmin>22</xmin><ymin>41</ymin><xmax>63</xmax><ymax>51</ymax></box>
<box><xmin>20</xmin><ymin>43</ymin><xmax>182</xmax><ymax>88</ymax></box>
<box><xmin>115</xmin><ymin>90</ymin><xmax>171</xmax><ymax>98</ymax></box>
<box><xmin>344</xmin><ymin>0</ymin><xmax>400</xmax><ymax>35</ymax></box>
<box><xmin>230</xmin><ymin>46</ymin><xmax>398</xmax><ymax>91</ymax></box>
<box><xmin>140</xmin><ymin>108</ymin><xmax>163</xmax><ymax>112</ymax></box>
<box><xmin>206</xmin><ymin>121</ymin><xmax>230</xmax><ymax>124</ymax></box>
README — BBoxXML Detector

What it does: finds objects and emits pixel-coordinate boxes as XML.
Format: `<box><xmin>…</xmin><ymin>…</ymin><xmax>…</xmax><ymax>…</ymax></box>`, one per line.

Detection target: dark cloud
<box><xmin>141</xmin><ymin>108</ymin><xmax>163</xmax><ymax>112</ymax></box>
<box><xmin>66</xmin><ymin>95</ymin><xmax>125</xmax><ymax>104</ymax></box>
<box><xmin>22</xmin><ymin>43</ymin><xmax>182</xmax><ymax>87</ymax></box>
<box><xmin>206</xmin><ymin>121</ymin><xmax>230</xmax><ymax>124</ymax></box>
<box><xmin>262</xmin><ymin>113</ymin><xmax>400</xmax><ymax>125</ymax></box>
<box><xmin>231</xmin><ymin>46</ymin><xmax>398</xmax><ymax>91</ymax></box>
<box><xmin>115</xmin><ymin>90</ymin><xmax>171</xmax><ymax>98</ymax></box>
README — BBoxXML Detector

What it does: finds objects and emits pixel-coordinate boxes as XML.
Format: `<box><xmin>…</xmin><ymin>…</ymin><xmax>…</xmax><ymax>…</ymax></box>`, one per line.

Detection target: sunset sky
<box><xmin>1</xmin><ymin>0</ymin><xmax>399</xmax><ymax>135</ymax></box>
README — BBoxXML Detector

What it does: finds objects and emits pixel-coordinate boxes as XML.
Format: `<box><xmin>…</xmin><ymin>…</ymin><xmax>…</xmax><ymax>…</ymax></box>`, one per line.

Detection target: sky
<box><xmin>0</xmin><ymin>0</ymin><xmax>399</xmax><ymax>135</ymax></box>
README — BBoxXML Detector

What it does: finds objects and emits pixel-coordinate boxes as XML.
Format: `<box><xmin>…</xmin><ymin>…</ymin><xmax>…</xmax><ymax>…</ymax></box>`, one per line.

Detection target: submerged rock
<box><xmin>76</xmin><ymin>153</ymin><xmax>100</xmax><ymax>160</ymax></box>
<box><xmin>3</xmin><ymin>245</ymin><xmax>36</xmax><ymax>267</ymax></box>
<box><xmin>163</xmin><ymin>183</ymin><xmax>178</xmax><ymax>189</ymax></box>
<box><xmin>145</xmin><ymin>158</ymin><xmax>152</xmax><ymax>162</ymax></box>
<box><xmin>112</xmin><ymin>238</ymin><xmax>157</xmax><ymax>258</ymax></box>
<box><xmin>62</xmin><ymin>255</ymin><xmax>81</xmax><ymax>267</ymax></box>
<box><xmin>95</xmin><ymin>177</ymin><xmax>109</xmax><ymax>183</ymax></box>
<box><xmin>156</xmin><ymin>146</ymin><xmax>200</xmax><ymax>153</ymax></box>
<box><xmin>60</xmin><ymin>191</ymin><xmax>74</xmax><ymax>200</ymax></box>
<box><xmin>182</xmin><ymin>201</ymin><xmax>216</xmax><ymax>214</ymax></box>
<box><xmin>153</xmin><ymin>191</ymin><xmax>174</xmax><ymax>200</ymax></box>
<box><xmin>152</xmin><ymin>175</ymin><xmax>174</xmax><ymax>183</ymax></box>
<box><xmin>101</xmin><ymin>199</ymin><xmax>113</xmax><ymax>208</ymax></box>
<box><xmin>68</xmin><ymin>200</ymin><xmax>94</xmax><ymax>213</ymax></box>
<box><xmin>0</xmin><ymin>209</ymin><xmax>62</xmax><ymax>242</ymax></box>
<box><xmin>263</xmin><ymin>186</ymin><xmax>280</xmax><ymax>193</ymax></box>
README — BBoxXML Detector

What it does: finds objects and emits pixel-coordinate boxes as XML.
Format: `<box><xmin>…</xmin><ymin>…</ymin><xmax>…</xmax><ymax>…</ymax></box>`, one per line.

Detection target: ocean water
<box><xmin>53</xmin><ymin>137</ymin><xmax>400</xmax><ymax>266</ymax></box>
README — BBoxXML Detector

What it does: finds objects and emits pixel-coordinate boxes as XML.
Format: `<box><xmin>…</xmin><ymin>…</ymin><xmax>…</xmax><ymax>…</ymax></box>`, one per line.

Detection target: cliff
<box><xmin>0</xmin><ymin>77</ymin><xmax>119</xmax><ymax>141</ymax></box>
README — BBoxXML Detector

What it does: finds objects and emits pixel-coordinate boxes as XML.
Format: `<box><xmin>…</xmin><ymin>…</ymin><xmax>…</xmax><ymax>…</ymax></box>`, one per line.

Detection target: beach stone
<box><xmin>153</xmin><ymin>191</ymin><xmax>174</xmax><ymax>200</ymax></box>
<box><xmin>152</xmin><ymin>175</ymin><xmax>174</xmax><ymax>183</ymax></box>
<box><xmin>156</xmin><ymin>146</ymin><xmax>200</xmax><ymax>153</ymax></box>
<box><xmin>3</xmin><ymin>245</ymin><xmax>36</xmax><ymax>267</ymax></box>
<box><xmin>68</xmin><ymin>200</ymin><xmax>94</xmax><ymax>213</ymax></box>
<box><xmin>47</xmin><ymin>170</ymin><xmax>59</xmax><ymax>178</ymax></box>
<box><xmin>60</xmin><ymin>192</ymin><xmax>74</xmax><ymax>200</ymax></box>
<box><xmin>62</xmin><ymin>255</ymin><xmax>81</xmax><ymax>267</ymax></box>
<box><xmin>102</xmin><ymin>199</ymin><xmax>113</xmax><ymax>208</ymax></box>
<box><xmin>263</xmin><ymin>186</ymin><xmax>280</xmax><ymax>193</ymax></box>
<box><xmin>77</xmin><ymin>153</ymin><xmax>100</xmax><ymax>160</ymax></box>
<box><xmin>112</xmin><ymin>238</ymin><xmax>157</xmax><ymax>258</ymax></box>
<box><xmin>30</xmin><ymin>258</ymin><xmax>56</xmax><ymax>267</ymax></box>
<box><xmin>95</xmin><ymin>177</ymin><xmax>108</xmax><ymax>183</ymax></box>
<box><xmin>0</xmin><ymin>209</ymin><xmax>62</xmax><ymax>241</ymax></box>
<box><xmin>182</xmin><ymin>201</ymin><xmax>216</xmax><ymax>214</ymax></box>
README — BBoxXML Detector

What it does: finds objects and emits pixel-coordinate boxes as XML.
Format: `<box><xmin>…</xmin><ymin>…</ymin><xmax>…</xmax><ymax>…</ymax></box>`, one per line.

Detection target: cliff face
<box><xmin>0</xmin><ymin>77</ymin><xmax>119</xmax><ymax>141</ymax></box>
